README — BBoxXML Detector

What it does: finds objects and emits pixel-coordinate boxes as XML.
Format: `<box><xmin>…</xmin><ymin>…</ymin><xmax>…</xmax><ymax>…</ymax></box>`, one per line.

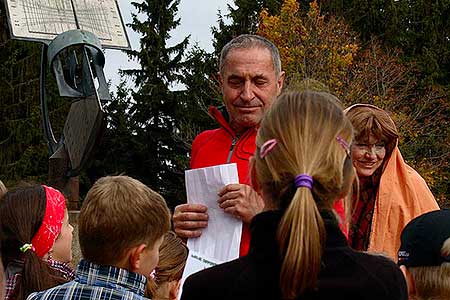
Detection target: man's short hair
<box><xmin>79</xmin><ymin>175</ymin><xmax>171</xmax><ymax>265</ymax></box>
<box><xmin>219</xmin><ymin>34</ymin><xmax>281</xmax><ymax>76</ymax></box>
<box><xmin>398</xmin><ymin>209</ymin><xmax>450</xmax><ymax>299</ymax></box>
<box><xmin>407</xmin><ymin>238</ymin><xmax>450</xmax><ymax>300</ymax></box>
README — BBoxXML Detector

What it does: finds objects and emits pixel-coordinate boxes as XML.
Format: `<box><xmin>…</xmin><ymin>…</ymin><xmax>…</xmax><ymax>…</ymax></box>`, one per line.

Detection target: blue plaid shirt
<box><xmin>27</xmin><ymin>260</ymin><xmax>149</xmax><ymax>300</ymax></box>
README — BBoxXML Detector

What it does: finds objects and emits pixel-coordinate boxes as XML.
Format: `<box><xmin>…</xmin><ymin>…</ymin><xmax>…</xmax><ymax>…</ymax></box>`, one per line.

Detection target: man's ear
<box><xmin>128</xmin><ymin>244</ymin><xmax>147</xmax><ymax>273</ymax></box>
<box><xmin>400</xmin><ymin>265</ymin><xmax>416</xmax><ymax>297</ymax></box>
<box><xmin>277</xmin><ymin>71</ymin><xmax>286</xmax><ymax>95</ymax></box>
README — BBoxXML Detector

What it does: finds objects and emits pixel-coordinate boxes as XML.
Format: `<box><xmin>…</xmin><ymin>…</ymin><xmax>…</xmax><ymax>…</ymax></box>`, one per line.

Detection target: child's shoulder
<box><xmin>27</xmin><ymin>278</ymin><xmax>149</xmax><ymax>300</ymax></box>
<box><xmin>48</xmin><ymin>258</ymin><xmax>75</xmax><ymax>281</ymax></box>
<box><xmin>26</xmin><ymin>280</ymin><xmax>76</xmax><ymax>300</ymax></box>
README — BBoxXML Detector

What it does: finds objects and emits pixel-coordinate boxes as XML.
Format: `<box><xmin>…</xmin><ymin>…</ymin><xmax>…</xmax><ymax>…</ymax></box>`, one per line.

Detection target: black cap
<box><xmin>398</xmin><ymin>209</ymin><xmax>450</xmax><ymax>267</ymax></box>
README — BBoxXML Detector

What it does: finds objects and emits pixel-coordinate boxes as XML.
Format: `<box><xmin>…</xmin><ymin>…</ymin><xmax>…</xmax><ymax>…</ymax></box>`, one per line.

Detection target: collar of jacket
<box><xmin>248</xmin><ymin>209</ymin><xmax>348</xmax><ymax>258</ymax></box>
<box><xmin>208</xmin><ymin>106</ymin><xmax>258</xmax><ymax>139</ymax></box>
<box><xmin>75</xmin><ymin>259</ymin><xmax>147</xmax><ymax>296</ymax></box>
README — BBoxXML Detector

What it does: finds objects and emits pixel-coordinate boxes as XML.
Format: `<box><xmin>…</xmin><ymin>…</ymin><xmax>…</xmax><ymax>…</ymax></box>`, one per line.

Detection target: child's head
<box><xmin>398</xmin><ymin>209</ymin><xmax>450</xmax><ymax>300</ymax></box>
<box><xmin>79</xmin><ymin>175</ymin><xmax>171</xmax><ymax>276</ymax></box>
<box><xmin>0</xmin><ymin>185</ymin><xmax>71</xmax><ymax>299</ymax></box>
<box><xmin>147</xmin><ymin>231</ymin><xmax>188</xmax><ymax>300</ymax></box>
<box><xmin>0</xmin><ymin>185</ymin><xmax>69</xmax><ymax>261</ymax></box>
<box><xmin>252</xmin><ymin>90</ymin><xmax>353</xmax><ymax>299</ymax></box>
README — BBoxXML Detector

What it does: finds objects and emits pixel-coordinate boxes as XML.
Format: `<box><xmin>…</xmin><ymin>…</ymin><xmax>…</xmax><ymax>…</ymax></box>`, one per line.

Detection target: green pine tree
<box><xmin>212</xmin><ymin>0</ymin><xmax>282</xmax><ymax>56</ymax></box>
<box><xmin>0</xmin><ymin>10</ymin><xmax>70</xmax><ymax>187</ymax></box>
<box><xmin>319</xmin><ymin>0</ymin><xmax>450</xmax><ymax>86</ymax></box>
<box><xmin>120</xmin><ymin>0</ymin><xmax>190</xmax><ymax>207</ymax></box>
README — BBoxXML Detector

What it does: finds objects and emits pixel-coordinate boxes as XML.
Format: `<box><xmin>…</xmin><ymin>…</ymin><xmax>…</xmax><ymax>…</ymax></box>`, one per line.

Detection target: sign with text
<box><xmin>4</xmin><ymin>0</ymin><xmax>130</xmax><ymax>49</ymax></box>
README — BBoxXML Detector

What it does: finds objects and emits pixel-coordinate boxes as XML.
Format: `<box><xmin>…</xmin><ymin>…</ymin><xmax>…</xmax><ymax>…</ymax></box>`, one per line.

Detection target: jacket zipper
<box><xmin>226</xmin><ymin>137</ymin><xmax>237</xmax><ymax>163</ymax></box>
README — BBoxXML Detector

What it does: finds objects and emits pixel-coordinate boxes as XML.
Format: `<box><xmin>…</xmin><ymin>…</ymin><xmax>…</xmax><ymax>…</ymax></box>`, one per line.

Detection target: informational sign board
<box><xmin>4</xmin><ymin>0</ymin><xmax>130</xmax><ymax>49</ymax></box>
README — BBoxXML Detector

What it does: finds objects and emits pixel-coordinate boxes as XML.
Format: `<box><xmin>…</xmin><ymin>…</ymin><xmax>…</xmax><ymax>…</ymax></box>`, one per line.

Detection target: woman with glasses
<box><xmin>345</xmin><ymin>104</ymin><xmax>439</xmax><ymax>259</ymax></box>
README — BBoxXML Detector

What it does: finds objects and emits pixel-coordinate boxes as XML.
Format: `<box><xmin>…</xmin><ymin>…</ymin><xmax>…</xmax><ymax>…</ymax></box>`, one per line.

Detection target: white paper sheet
<box><xmin>185</xmin><ymin>163</ymin><xmax>242</xmax><ymax>262</ymax></box>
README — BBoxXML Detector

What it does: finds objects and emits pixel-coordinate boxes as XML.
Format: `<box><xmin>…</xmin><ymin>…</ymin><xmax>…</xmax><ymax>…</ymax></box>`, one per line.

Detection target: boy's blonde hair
<box><xmin>408</xmin><ymin>238</ymin><xmax>450</xmax><ymax>300</ymax></box>
<box><xmin>79</xmin><ymin>175</ymin><xmax>171</xmax><ymax>265</ymax></box>
<box><xmin>253</xmin><ymin>91</ymin><xmax>354</xmax><ymax>299</ymax></box>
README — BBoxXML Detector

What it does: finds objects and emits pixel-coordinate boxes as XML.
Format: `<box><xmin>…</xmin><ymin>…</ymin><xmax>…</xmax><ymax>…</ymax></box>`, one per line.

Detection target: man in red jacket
<box><xmin>173</xmin><ymin>34</ymin><xmax>285</xmax><ymax>256</ymax></box>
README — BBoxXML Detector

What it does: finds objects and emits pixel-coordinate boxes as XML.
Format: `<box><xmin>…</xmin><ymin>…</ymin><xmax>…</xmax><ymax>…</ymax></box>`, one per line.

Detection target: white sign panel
<box><xmin>4</xmin><ymin>0</ymin><xmax>130</xmax><ymax>49</ymax></box>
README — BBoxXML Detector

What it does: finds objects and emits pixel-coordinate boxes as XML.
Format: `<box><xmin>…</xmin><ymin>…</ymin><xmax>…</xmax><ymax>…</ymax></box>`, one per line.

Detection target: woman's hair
<box><xmin>146</xmin><ymin>231</ymin><xmax>188</xmax><ymax>299</ymax></box>
<box><xmin>408</xmin><ymin>238</ymin><xmax>450</xmax><ymax>300</ymax></box>
<box><xmin>253</xmin><ymin>91</ymin><xmax>354</xmax><ymax>299</ymax></box>
<box><xmin>0</xmin><ymin>185</ymin><xmax>67</xmax><ymax>300</ymax></box>
<box><xmin>345</xmin><ymin>105</ymin><xmax>399</xmax><ymax>158</ymax></box>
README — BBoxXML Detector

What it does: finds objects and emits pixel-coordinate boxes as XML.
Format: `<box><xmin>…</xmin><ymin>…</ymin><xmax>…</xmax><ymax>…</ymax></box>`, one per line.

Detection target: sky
<box><xmin>104</xmin><ymin>0</ymin><xmax>233</xmax><ymax>91</ymax></box>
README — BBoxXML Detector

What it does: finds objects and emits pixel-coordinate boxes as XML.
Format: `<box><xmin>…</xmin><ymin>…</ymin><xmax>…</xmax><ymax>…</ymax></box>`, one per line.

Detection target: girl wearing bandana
<box><xmin>0</xmin><ymin>185</ymin><xmax>74</xmax><ymax>300</ymax></box>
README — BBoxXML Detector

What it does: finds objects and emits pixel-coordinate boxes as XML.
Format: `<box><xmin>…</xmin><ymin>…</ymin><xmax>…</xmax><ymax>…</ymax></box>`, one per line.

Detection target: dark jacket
<box><xmin>181</xmin><ymin>210</ymin><xmax>408</xmax><ymax>300</ymax></box>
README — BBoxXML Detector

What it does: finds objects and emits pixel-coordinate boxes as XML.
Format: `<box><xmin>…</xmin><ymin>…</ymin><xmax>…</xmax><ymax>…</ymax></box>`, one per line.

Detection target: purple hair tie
<box><xmin>294</xmin><ymin>174</ymin><xmax>313</xmax><ymax>190</ymax></box>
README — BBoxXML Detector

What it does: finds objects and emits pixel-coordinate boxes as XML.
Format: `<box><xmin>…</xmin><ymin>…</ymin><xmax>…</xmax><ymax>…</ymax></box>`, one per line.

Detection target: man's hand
<box><xmin>218</xmin><ymin>184</ymin><xmax>264</xmax><ymax>223</ymax></box>
<box><xmin>173</xmin><ymin>204</ymin><xmax>208</xmax><ymax>239</ymax></box>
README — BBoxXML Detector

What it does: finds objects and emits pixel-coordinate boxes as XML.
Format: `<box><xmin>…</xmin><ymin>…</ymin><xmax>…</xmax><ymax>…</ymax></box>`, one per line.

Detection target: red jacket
<box><xmin>190</xmin><ymin>106</ymin><xmax>347</xmax><ymax>256</ymax></box>
<box><xmin>190</xmin><ymin>107</ymin><xmax>255</xmax><ymax>255</ymax></box>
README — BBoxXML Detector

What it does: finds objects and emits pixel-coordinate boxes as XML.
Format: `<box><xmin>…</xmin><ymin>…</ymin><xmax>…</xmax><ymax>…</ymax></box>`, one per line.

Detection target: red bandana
<box><xmin>31</xmin><ymin>185</ymin><xmax>66</xmax><ymax>258</ymax></box>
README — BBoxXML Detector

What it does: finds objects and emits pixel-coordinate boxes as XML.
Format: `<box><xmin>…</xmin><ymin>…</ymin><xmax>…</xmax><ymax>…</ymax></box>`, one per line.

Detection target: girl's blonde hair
<box><xmin>253</xmin><ymin>91</ymin><xmax>354</xmax><ymax>299</ymax></box>
<box><xmin>146</xmin><ymin>231</ymin><xmax>188</xmax><ymax>299</ymax></box>
<box><xmin>0</xmin><ymin>180</ymin><xmax>7</xmax><ymax>199</ymax></box>
<box><xmin>408</xmin><ymin>238</ymin><xmax>450</xmax><ymax>300</ymax></box>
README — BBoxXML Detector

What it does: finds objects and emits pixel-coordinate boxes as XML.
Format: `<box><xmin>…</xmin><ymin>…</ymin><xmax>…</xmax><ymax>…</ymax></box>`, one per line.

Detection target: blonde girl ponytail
<box><xmin>253</xmin><ymin>91</ymin><xmax>354</xmax><ymax>299</ymax></box>
<box><xmin>278</xmin><ymin>187</ymin><xmax>325</xmax><ymax>298</ymax></box>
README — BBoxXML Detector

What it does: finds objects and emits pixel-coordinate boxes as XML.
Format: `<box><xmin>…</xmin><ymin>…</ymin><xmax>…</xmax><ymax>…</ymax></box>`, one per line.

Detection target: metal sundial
<box><xmin>3</xmin><ymin>0</ymin><xmax>130</xmax><ymax>202</ymax></box>
<box><xmin>41</xmin><ymin>29</ymin><xmax>109</xmax><ymax>176</ymax></box>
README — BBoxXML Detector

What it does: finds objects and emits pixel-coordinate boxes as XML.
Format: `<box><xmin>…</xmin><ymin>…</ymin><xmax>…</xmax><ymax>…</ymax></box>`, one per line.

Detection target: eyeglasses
<box><xmin>352</xmin><ymin>143</ymin><xmax>385</xmax><ymax>155</ymax></box>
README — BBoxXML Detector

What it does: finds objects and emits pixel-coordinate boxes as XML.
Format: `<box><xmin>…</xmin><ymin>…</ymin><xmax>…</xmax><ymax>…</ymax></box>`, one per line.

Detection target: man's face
<box><xmin>219</xmin><ymin>47</ymin><xmax>285</xmax><ymax>134</ymax></box>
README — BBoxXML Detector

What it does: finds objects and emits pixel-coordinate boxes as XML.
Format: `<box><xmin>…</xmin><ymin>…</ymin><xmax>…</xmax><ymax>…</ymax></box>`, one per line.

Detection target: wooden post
<box><xmin>48</xmin><ymin>146</ymin><xmax>79</xmax><ymax>210</ymax></box>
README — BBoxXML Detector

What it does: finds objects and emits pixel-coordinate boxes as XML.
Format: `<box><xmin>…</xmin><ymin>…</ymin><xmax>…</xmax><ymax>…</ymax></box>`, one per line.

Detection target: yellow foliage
<box><xmin>257</xmin><ymin>0</ymin><xmax>450</xmax><ymax>206</ymax></box>
<box><xmin>258</xmin><ymin>0</ymin><xmax>358</xmax><ymax>91</ymax></box>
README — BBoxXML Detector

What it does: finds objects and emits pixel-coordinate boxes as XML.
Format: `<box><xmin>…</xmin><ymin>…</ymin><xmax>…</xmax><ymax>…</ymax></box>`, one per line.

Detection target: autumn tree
<box><xmin>258</xmin><ymin>0</ymin><xmax>358</xmax><ymax>90</ymax></box>
<box><xmin>320</xmin><ymin>0</ymin><xmax>450</xmax><ymax>86</ymax></box>
<box><xmin>258</xmin><ymin>0</ymin><xmax>450</xmax><ymax>206</ymax></box>
<box><xmin>212</xmin><ymin>0</ymin><xmax>281</xmax><ymax>56</ymax></box>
